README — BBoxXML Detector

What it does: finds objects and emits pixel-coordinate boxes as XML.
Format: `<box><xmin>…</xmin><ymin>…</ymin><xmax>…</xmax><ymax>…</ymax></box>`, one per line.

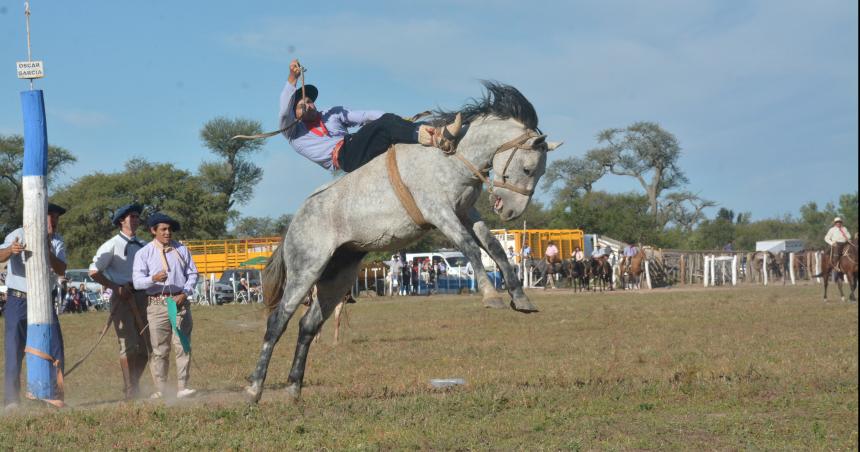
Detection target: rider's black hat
<box><xmin>146</xmin><ymin>212</ymin><xmax>181</xmax><ymax>232</ymax></box>
<box><xmin>47</xmin><ymin>203</ymin><xmax>66</xmax><ymax>216</ymax></box>
<box><xmin>288</xmin><ymin>84</ymin><xmax>318</xmax><ymax>116</ymax></box>
<box><xmin>112</xmin><ymin>203</ymin><xmax>143</xmax><ymax>226</ymax></box>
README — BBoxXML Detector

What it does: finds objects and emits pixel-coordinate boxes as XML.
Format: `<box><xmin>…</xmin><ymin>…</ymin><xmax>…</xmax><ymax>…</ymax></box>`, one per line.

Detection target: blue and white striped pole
<box><xmin>21</xmin><ymin>89</ymin><xmax>63</xmax><ymax>407</ymax></box>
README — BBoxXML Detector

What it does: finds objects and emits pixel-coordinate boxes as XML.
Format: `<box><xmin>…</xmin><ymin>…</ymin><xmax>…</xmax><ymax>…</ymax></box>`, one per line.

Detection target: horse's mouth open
<box><xmin>493</xmin><ymin>194</ymin><xmax>504</xmax><ymax>213</ymax></box>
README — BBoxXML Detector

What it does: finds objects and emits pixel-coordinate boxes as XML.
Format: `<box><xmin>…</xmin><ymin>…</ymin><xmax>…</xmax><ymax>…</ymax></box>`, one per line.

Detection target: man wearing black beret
<box><xmin>132</xmin><ymin>212</ymin><xmax>199</xmax><ymax>399</ymax></box>
<box><xmin>89</xmin><ymin>203</ymin><xmax>150</xmax><ymax>399</ymax></box>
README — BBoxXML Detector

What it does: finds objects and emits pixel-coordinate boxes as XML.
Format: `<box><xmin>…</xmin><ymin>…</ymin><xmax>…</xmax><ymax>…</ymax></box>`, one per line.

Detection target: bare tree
<box><xmin>588</xmin><ymin>121</ymin><xmax>688</xmax><ymax>217</ymax></box>
<box><xmin>198</xmin><ymin>117</ymin><xmax>265</xmax><ymax>214</ymax></box>
<box><xmin>542</xmin><ymin>155</ymin><xmax>606</xmax><ymax>199</ymax></box>
<box><xmin>660</xmin><ymin>191</ymin><xmax>716</xmax><ymax>232</ymax></box>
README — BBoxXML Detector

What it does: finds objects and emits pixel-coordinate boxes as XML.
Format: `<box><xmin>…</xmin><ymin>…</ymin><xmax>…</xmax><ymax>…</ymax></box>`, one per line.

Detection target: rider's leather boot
<box><xmin>120</xmin><ymin>356</ymin><xmax>135</xmax><ymax>399</ymax></box>
<box><xmin>418</xmin><ymin>113</ymin><xmax>462</xmax><ymax>154</ymax></box>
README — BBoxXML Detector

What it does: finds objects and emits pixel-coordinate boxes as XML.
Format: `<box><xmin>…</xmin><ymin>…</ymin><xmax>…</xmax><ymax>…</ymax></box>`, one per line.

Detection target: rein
<box><xmin>451</xmin><ymin>129</ymin><xmax>544</xmax><ymax>196</ymax></box>
<box><xmin>386</xmin><ymin>128</ymin><xmax>543</xmax><ymax>229</ymax></box>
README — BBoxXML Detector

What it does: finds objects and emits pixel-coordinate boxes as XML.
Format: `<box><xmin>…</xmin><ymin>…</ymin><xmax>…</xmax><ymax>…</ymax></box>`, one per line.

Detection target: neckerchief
<box><xmin>304</xmin><ymin>118</ymin><xmax>329</xmax><ymax>137</ymax></box>
<box><xmin>838</xmin><ymin>226</ymin><xmax>849</xmax><ymax>240</ymax></box>
<box><xmin>118</xmin><ymin>232</ymin><xmax>145</xmax><ymax>257</ymax></box>
<box><xmin>152</xmin><ymin>240</ymin><xmax>187</xmax><ymax>274</ymax></box>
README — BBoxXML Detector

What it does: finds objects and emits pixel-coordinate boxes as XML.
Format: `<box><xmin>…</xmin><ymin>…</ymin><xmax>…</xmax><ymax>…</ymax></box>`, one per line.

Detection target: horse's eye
<box><xmin>524</xmin><ymin>167</ymin><xmax>533</xmax><ymax>176</ymax></box>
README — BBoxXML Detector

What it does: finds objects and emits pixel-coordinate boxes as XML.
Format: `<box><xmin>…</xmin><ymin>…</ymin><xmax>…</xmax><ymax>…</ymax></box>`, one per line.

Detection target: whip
<box><xmin>231</xmin><ymin>62</ymin><xmax>308</xmax><ymax>141</ymax></box>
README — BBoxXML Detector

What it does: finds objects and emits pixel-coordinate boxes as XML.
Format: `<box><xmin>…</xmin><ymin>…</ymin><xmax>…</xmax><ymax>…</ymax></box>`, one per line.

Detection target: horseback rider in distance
<box><xmin>279</xmin><ymin>59</ymin><xmax>462</xmax><ymax>173</ymax></box>
<box><xmin>621</xmin><ymin>241</ymin><xmax>639</xmax><ymax>274</ymax></box>
<box><xmin>824</xmin><ymin>217</ymin><xmax>851</xmax><ymax>272</ymax></box>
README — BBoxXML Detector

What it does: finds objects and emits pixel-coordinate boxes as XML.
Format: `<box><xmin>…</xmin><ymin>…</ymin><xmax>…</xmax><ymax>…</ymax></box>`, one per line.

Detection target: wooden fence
<box><xmin>643</xmin><ymin>249</ymin><xmax>827</xmax><ymax>287</ymax></box>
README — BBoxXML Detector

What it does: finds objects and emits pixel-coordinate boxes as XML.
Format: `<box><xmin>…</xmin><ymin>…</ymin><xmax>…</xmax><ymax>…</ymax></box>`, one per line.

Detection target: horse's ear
<box><xmin>546</xmin><ymin>141</ymin><xmax>563</xmax><ymax>151</ymax></box>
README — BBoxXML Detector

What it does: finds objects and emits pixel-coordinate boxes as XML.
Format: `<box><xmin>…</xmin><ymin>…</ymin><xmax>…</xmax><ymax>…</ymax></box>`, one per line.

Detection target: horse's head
<box><xmin>487</xmin><ymin>124</ymin><xmax>561</xmax><ymax>220</ymax></box>
<box><xmin>433</xmin><ymin>81</ymin><xmax>561</xmax><ymax>220</ymax></box>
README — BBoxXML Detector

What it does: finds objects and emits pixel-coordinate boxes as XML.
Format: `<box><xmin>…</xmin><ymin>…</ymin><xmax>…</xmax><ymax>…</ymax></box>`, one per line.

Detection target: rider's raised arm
<box><xmin>279</xmin><ymin>79</ymin><xmax>299</xmax><ymax>133</ymax></box>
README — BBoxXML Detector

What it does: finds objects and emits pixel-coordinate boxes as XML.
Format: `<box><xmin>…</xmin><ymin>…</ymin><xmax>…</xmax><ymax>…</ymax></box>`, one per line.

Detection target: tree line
<box><xmin>1</xmin><ymin>120</ymin><xmax>856</xmax><ymax>268</ymax></box>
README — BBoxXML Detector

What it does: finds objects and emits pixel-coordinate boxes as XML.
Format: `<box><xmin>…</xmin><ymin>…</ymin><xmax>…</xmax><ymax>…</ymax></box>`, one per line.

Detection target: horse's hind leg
<box><xmin>246</xmin><ymin>255</ymin><xmax>329</xmax><ymax>403</ymax></box>
<box><xmin>836</xmin><ymin>274</ymin><xmax>846</xmax><ymax>302</ymax></box>
<box><xmin>850</xmin><ymin>274</ymin><xmax>857</xmax><ymax>302</ymax></box>
<box><xmin>285</xmin><ymin>248</ymin><xmax>365</xmax><ymax>400</ymax></box>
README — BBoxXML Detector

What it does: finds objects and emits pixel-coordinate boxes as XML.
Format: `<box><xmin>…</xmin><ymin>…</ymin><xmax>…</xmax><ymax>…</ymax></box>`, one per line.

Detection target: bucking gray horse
<box><xmin>246</xmin><ymin>82</ymin><xmax>561</xmax><ymax>403</ymax></box>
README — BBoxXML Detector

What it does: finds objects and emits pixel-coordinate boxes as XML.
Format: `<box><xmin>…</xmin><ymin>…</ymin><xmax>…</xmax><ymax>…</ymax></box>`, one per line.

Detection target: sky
<box><xmin>1</xmin><ymin>1</ymin><xmax>857</xmax><ymax>226</ymax></box>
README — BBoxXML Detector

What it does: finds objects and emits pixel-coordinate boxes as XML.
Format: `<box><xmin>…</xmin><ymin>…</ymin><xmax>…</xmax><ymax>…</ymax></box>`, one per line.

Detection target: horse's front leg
<box><xmin>436</xmin><ymin>211</ymin><xmax>537</xmax><ymax>313</ymax></box>
<box><xmin>460</xmin><ymin>210</ymin><xmax>536</xmax><ymax>312</ymax></box>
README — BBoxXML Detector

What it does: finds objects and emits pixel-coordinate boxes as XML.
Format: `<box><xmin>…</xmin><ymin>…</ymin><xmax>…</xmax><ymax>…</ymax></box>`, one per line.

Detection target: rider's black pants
<box><xmin>338</xmin><ymin>113</ymin><xmax>419</xmax><ymax>173</ymax></box>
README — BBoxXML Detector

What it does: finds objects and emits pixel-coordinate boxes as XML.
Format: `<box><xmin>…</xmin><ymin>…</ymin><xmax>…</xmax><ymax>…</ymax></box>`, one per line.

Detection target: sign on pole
<box><xmin>16</xmin><ymin>60</ymin><xmax>44</xmax><ymax>79</ymax></box>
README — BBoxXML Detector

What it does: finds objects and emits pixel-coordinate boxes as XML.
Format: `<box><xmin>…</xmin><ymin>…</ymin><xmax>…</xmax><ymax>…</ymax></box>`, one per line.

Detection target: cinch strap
<box><xmin>24</xmin><ymin>346</ymin><xmax>65</xmax><ymax>408</ymax></box>
<box><xmin>386</xmin><ymin>147</ymin><xmax>432</xmax><ymax>230</ymax></box>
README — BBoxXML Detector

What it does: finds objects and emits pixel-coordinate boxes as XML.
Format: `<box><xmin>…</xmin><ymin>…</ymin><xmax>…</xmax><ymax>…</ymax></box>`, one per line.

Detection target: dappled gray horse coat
<box><xmin>247</xmin><ymin>82</ymin><xmax>561</xmax><ymax>402</ymax></box>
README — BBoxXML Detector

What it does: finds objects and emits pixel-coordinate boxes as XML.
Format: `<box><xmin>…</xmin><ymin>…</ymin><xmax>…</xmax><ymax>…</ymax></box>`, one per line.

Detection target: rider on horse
<box><xmin>279</xmin><ymin>59</ymin><xmax>462</xmax><ymax>173</ymax></box>
<box><xmin>621</xmin><ymin>242</ymin><xmax>639</xmax><ymax>274</ymax></box>
<box><xmin>825</xmin><ymin>217</ymin><xmax>851</xmax><ymax>272</ymax></box>
<box><xmin>544</xmin><ymin>241</ymin><xmax>561</xmax><ymax>289</ymax></box>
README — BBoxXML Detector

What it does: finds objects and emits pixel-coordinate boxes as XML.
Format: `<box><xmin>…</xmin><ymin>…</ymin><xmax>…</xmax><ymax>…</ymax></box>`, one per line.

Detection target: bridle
<box><xmin>450</xmin><ymin>129</ymin><xmax>545</xmax><ymax>196</ymax></box>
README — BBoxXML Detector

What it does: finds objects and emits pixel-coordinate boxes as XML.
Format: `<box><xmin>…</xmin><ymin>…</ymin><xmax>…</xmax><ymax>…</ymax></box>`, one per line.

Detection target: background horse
<box><xmin>532</xmin><ymin>257</ymin><xmax>564</xmax><ymax>289</ymax></box>
<box><xmin>749</xmin><ymin>251</ymin><xmax>782</xmax><ymax>283</ymax></box>
<box><xmin>588</xmin><ymin>257</ymin><xmax>613</xmax><ymax>292</ymax></box>
<box><xmin>246</xmin><ymin>82</ymin><xmax>561</xmax><ymax>403</ymax></box>
<box><xmin>563</xmin><ymin>259</ymin><xmax>589</xmax><ymax>292</ymax></box>
<box><xmin>815</xmin><ymin>240</ymin><xmax>858</xmax><ymax>301</ymax></box>
<box><xmin>622</xmin><ymin>249</ymin><xmax>645</xmax><ymax>290</ymax></box>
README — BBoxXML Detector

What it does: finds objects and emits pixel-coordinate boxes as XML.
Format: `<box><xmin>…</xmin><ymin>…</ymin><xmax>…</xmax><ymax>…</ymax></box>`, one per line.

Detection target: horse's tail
<box><xmin>263</xmin><ymin>245</ymin><xmax>287</xmax><ymax>314</ymax></box>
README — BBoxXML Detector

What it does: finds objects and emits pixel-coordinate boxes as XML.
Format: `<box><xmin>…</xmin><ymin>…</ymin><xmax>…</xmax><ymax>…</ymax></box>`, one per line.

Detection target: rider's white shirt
<box><xmin>825</xmin><ymin>226</ymin><xmax>850</xmax><ymax>245</ymax></box>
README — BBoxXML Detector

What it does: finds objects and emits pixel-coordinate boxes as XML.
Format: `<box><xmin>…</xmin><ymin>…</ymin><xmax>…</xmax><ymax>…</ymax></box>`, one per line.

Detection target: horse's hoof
<box><xmin>244</xmin><ymin>383</ymin><xmax>263</xmax><ymax>404</ymax></box>
<box><xmin>482</xmin><ymin>296</ymin><xmax>506</xmax><ymax>309</ymax></box>
<box><xmin>286</xmin><ymin>383</ymin><xmax>302</xmax><ymax>401</ymax></box>
<box><xmin>511</xmin><ymin>298</ymin><xmax>539</xmax><ymax>313</ymax></box>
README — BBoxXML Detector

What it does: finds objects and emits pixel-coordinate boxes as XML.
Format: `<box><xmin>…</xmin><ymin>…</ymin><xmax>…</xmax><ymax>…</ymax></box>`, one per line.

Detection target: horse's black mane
<box><xmin>432</xmin><ymin>81</ymin><xmax>539</xmax><ymax>131</ymax></box>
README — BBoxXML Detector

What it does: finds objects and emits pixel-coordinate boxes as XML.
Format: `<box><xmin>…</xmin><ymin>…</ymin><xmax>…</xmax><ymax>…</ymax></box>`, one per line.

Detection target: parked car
<box><xmin>215</xmin><ymin>269</ymin><xmax>262</xmax><ymax>304</ymax></box>
<box><xmin>211</xmin><ymin>279</ymin><xmax>234</xmax><ymax>305</ymax></box>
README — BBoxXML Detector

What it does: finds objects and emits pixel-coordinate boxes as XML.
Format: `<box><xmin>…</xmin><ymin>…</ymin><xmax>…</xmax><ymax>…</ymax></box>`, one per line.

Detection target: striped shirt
<box><xmin>132</xmin><ymin>240</ymin><xmax>198</xmax><ymax>296</ymax></box>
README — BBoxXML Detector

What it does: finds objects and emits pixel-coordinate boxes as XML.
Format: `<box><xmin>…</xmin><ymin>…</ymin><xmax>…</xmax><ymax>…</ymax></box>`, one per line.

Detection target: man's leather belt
<box><xmin>8</xmin><ymin>289</ymin><xmax>27</xmax><ymax>299</ymax></box>
<box><xmin>148</xmin><ymin>292</ymin><xmax>183</xmax><ymax>299</ymax></box>
<box><xmin>147</xmin><ymin>292</ymin><xmax>184</xmax><ymax>306</ymax></box>
<box><xmin>331</xmin><ymin>139</ymin><xmax>345</xmax><ymax>171</ymax></box>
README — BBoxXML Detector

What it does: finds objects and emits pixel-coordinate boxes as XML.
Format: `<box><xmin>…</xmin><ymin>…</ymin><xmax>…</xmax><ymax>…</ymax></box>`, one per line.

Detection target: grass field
<box><xmin>1</xmin><ymin>284</ymin><xmax>857</xmax><ymax>450</ymax></box>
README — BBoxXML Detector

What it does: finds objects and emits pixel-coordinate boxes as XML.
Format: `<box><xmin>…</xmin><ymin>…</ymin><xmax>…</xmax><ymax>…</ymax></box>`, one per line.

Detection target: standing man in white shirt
<box><xmin>89</xmin><ymin>203</ymin><xmax>150</xmax><ymax>400</ymax></box>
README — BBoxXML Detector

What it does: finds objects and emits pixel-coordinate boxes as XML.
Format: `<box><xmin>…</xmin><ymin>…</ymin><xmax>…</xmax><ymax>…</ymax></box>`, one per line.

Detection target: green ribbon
<box><xmin>166</xmin><ymin>297</ymin><xmax>191</xmax><ymax>353</ymax></box>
